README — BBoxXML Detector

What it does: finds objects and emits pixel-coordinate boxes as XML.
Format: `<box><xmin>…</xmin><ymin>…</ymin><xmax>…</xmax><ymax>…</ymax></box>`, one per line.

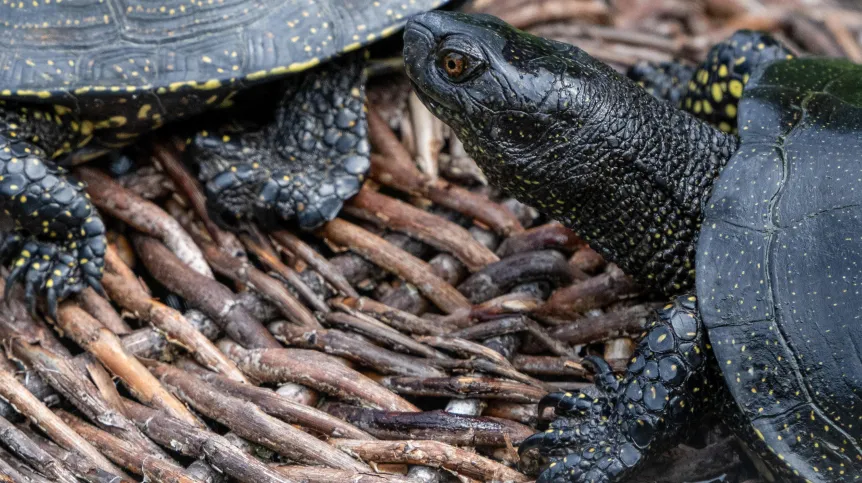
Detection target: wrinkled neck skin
<box><xmin>450</xmin><ymin>71</ymin><xmax>739</xmax><ymax>295</ymax></box>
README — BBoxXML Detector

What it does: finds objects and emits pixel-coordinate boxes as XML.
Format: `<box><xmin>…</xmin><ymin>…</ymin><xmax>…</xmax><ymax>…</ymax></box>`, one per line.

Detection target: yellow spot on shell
<box><xmin>729</xmin><ymin>80</ymin><xmax>744</xmax><ymax>98</ymax></box>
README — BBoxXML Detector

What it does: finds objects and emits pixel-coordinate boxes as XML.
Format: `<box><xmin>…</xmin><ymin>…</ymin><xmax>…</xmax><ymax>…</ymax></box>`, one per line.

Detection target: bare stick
<box><xmin>0</xmin><ymin>365</ymin><xmax>127</xmax><ymax>477</ymax></box>
<box><xmin>324</xmin><ymin>311</ymin><xmax>447</xmax><ymax>360</ymax></box>
<box><xmin>324</xmin><ymin>404</ymin><xmax>534</xmax><ymax>446</ymax></box>
<box><xmin>271</xmin><ymin>466</ymin><xmax>416</xmax><ymax>483</ymax></box>
<box><xmin>102</xmin><ymin>246</ymin><xmax>248</xmax><ymax>383</ymax></box>
<box><xmin>77</xmin><ymin>166</ymin><xmax>213</xmax><ymax>278</ymax></box>
<box><xmin>123</xmin><ymin>399</ymin><xmax>294</xmax><ymax>483</ymax></box>
<box><xmin>144</xmin><ymin>361</ymin><xmax>368</xmax><ymax>471</ymax></box>
<box><xmin>270</xmin><ymin>230</ymin><xmax>359</xmax><ymax>298</ymax></box>
<box><xmin>221</xmin><ymin>341</ymin><xmax>419</xmax><ymax>412</ymax></box>
<box><xmin>330</xmin><ymin>297</ymin><xmax>448</xmax><ymax>336</ymax></box>
<box><xmin>19</xmin><ymin>426</ymin><xmax>134</xmax><ymax>483</ymax></box>
<box><xmin>344</xmin><ymin>187</ymin><xmax>499</xmax><ymax>271</ymax></box>
<box><xmin>9</xmin><ymin>339</ymin><xmax>166</xmax><ymax>459</ymax></box>
<box><xmin>381</xmin><ymin>376</ymin><xmax>548</xmax><ymax>403</ymax></box>
<box><xmin>0</xmin><ymin>415</ymin><xmax>78</xmax><ymax>483</ymax></box>
<box><xmin>57</xmin><ymin>410</ymin><xmax>202</xmax><ymax>483</ymax></box>
<box><xmin>269</xmin><ymin>322</ymin><xmax>446</xmax><ymax>378</ymax></box>
<box><xmin>133</xmin><ymin>234</ymin><xmax>280</xmax><ymax>349</ymax></box>
<box><xmin>331</xmin><ymin>439</ymin><xmax>530</xmax><ymax>482</ymax></box>
<box><xmin>318</xmin><ymin>219</ymin><xmax>470</xmax><ymax>314</ymax></box>
<box><xmin>55</xmin><ymin>302</ymin><xmax>202</xmax><ymax>428</ymax></box>
<box><xmin>76</xmin><ymin>287</ymin><xmax>132</xmax><ymax>335</ymax></box>
<box><xmin>175</xmin><ymin>361</ymin><xmax>373</xmax><ymax>440</ymax></box>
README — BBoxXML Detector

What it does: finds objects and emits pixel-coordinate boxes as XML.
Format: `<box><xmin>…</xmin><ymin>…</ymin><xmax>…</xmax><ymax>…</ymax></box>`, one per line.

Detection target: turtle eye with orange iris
<box><xmin>443</xmin><ymin>53</ymin><xmax>466</xmax><ymax>78</ymax></box>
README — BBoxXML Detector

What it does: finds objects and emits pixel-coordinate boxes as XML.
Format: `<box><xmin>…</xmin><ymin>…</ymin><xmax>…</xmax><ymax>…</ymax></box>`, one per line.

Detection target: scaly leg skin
<box><xmin>630</xmin><ymin>30</ymin><xmax>793</xmax><ymax>133</ymax></box>
<box><xmin>519</xmin><ymin>295</ymin><xmax>724</xmax><ymax>482</ymax></box>
<box><xmin>627</xmin><ymin>61</ymin><xmax>696</xmax><ymax>106</ymax></box>
<box><xmin>0</xmin><ymin>104</ymin><xmax>106</xmax><ymax>317</ymax></box>
<box><xmin>191</xmin><ymin>52</ymin><xmax>370</xmax><ymax>231</ymax></box>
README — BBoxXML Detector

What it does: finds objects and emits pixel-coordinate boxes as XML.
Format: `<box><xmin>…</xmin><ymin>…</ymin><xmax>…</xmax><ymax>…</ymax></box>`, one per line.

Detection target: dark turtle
<box><xmin>0</xmin><ymin>0</ymin><xmax>448</xmax><ymax>316</ymax></box>
<box><xmin>404</xmin><ymin>11</ymin><xmax>862</xmax><ymax>483</ymax></box>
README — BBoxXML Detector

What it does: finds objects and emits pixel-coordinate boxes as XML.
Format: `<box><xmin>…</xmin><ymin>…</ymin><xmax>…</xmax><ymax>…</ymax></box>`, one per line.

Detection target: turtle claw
<box><xmin>583</xmin><ymin>355</ymin><xmax>620</xmax><ymax>393</ymax></box>
<box><xmin>0</xmin><ymin>237</ymin><xmax>102</xmax><ymax>318</ymax></box>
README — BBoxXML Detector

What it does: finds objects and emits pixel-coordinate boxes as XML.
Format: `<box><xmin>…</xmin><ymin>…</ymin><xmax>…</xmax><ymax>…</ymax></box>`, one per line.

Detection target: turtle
<box><xmin>403</xmin><ymin>10</ymin><xmax>862</xmax><ymax>483</ymax></box>
<box><xmin>0</xmin><ymin>0</ymin><xmax>449</xmax><ymax>316</ymax></box>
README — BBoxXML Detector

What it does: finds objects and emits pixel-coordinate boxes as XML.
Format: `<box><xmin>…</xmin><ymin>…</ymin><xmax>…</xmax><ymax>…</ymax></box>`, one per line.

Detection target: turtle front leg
<box><xmin>519</xmin><ymin>295</ymin><xmax>724</xmax><ymax>482</ymax></box>
<box><xmin>627</xmin><ymin>60</ymin><xmax>696</xmax><ymax>107</ymax></box>
<box><xmin>190</xmin><ymin>52</ymin><xmax>370</xmax><ymax>231</ymax></box>
<box><xmin>0</xmin><ymin>107</ymin><xmax>106</xmax><ymax>316</ymax></box>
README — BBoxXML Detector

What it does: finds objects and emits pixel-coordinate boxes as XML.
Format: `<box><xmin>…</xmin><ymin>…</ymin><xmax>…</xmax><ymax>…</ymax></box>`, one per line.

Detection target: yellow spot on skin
<box><xmin>702</xmin><ymin>100</ymin><xmax>713</xmax><ymax>115</ymax></box>
<box><xmin>726</xmin><ymin>104</ymin><xmax>737</xmax><ymax>118</ymax></box>
<box><xmin>718</xmin><ymin>122</ymin><xmax>732</xmax><ymax>133</ymax></box>
<box><xmin>137</xmin><ymin>104</ymin><xmax>152</xmax><ymax>120</ymax></box>
<box><xmin>711</xmin><ymin>82</ymin><xmax>723</xmax><ymax>103</ymax></box>
<box><xmin>729</xmin><ymin>80</ymin><xmax>744</xmax><ymax>98</ymax></box>
<box><xmin>718</xmin><ymin>65</ymin><xmax>728</xmax><ymax>78</ymax></box>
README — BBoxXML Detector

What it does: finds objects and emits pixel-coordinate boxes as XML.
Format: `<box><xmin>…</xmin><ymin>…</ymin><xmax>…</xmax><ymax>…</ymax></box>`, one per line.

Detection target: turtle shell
<box><xmin>696</xmin><ymin>57</ymin><xmax>862</xmax><ymax>481</ymax></box>
<box><xmin>0</xmin><ymin>0</ymin><xmax>446</xmax><ymax>97</ymax></box>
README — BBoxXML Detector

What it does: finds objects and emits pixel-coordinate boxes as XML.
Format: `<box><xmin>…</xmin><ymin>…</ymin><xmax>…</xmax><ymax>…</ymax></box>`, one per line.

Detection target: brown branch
<box><xmin>133</xmin><ymin>234</ymin><xmax>280</xmax><ymax>349</ymax></box>
<box><xmin>536</xmin><ymin>264</ymin><xmax>641</xmax><ymax>318</ymax></box>
<box><xmin>76</xmin><ymin>166</ymin><xmax>213</xmax><ymax>278</ymax></box>
<box><xmin>18</xmin><ymin>426</ymin><xmax>134</xmax><ymax>483</ymax></box>
<box><xmin>144</xmin><ymin>360</ymin><xmax>368</xmax><ymax>471</ymax></box>
<box><xmin>76</xmin><ymin>287</ymin><xmax>132</xmax><ymax>335</ymax></box>
<box><xmin>325</xmin><ymin>404</ymin><xmax>534</xmax><ymax>446</ymax></box>
<box><xmin>512</xmin><ymin>355</ymin><xmax>586</xmax><ymax>378</ymax></box>
<box><xmin>545</xmin><ymin>303</ymin><xmax>656</xmax><ymax>346</ymax></box>
<box><xmin>153</xmin><ymin>141</ymin><xmax>246</xmax><ymax>257</ymax></box>
<box><xmin>55</xmin><ymin>302</ymin><xmax>202</xmax><ymax>428</ymax></box>
<box><xmin>8</xmin><ymin>339</ymin><xmax>166</xmax><ymax>459</ymax></box>
<box><xmin>495</xmin><ymin>222</ymin><xmax>583</xmax><ymax>258</ymax></box>
<box><xmin>269</xmin><ymin>322</ymin><xmax>446</xmax><ymax>378</ymax></box>
<box><xmin>271</xmin><ymin>466</ymin><xmax>416</xmax><ymax>483</ymax></box>
<box><xmin>123</xmin><ymin>399</ymin><xmax>294</xmax><ymax>483</ymax></box>
<box><xmin>102</xmin><ymin>246</ymin><xmax>248</xmax><ymax>383</ymax></box>
<box><xmin>241</xmin><ymin>229</ymin><xmax>330</xmax><ymax>313</ymax></box>
<box><xmin>193</xmin><ymin>234</ymin><xmax>320</xmax><ymax>329</ymax></box>
<box><xmin>414</xmin><ymin>336</ymin><xmax>512</xmax><ymax>368</ymax></box>
<box><xmin>381</xmin><ymin>376</ymin><xmax>548</xmax><ymax>403</ymax></box>
<box><xmin>57</xmin><ymin>410</ymin><xmax>203</xmax><ymax>483</ymax></box>
<box><xmin>331</xmin><ymin>439</ymin><xmax>530</xmax><ymax>482</ymax></box>
<box><xmin>0</xmin><ymin>415</ymin><xmax>78</xmax><ymax>483</ymax></box>
<box><xmin>318</xmin><ymin>219</ymin><xmax>470</xmax><ymax>314</ymax></box>
<box><xmin>329</xmin><ymin>297</ymin><xmax>449</xmax><ymax>336</ymax></box>
<box><xmin>457</xmin><ymin>250</ymin><xmax>575</xmax><ymax>304</ymax></box>
<box><xmin>175</xmin><ymin>360</ymin><xmax>373</xmax><ymax>440</ymax></box>
<box><xmin>324</xmin><ymin>311</ymin><xmax>447</xmax><ymax>360</ymax></box>
<box><xmin>344</xmin><ymin>187</ymin><xmax>499</xmax><ymax>271</ymax></box>
<box><xmin>0</xmin><ymin>365</ymin><xmax>127</xmax><ymax>477</ymax></box>
<box><xmin>0</xmin><ymin>445</ymin><xmax>51</xmax><ymax>483</ymax></box>
<box><xmin>367</xmin><ymin>110</ymin><xmax>524</xmax><ymax>236</ymax></box>
<box><xmin>270</xmin><ymin>230</ymin><xmax>359</xmax><ymax>298</ymax></box>
<box><xmin>220</xmin><ymin>342</ymin><xmax>419</xmax><ymax>412</ymax></box>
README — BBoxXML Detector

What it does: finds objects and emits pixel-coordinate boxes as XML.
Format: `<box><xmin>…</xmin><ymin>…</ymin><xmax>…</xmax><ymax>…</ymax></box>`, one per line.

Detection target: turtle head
<box><xmin>405</xmin><ymin>12</ymin><xmax>738</xmax><ymax>295</ymax></box>
<box><xmin>403</xmin><ymin>11</ymin><xmax>621</xmax><ymax>162</ymax></box>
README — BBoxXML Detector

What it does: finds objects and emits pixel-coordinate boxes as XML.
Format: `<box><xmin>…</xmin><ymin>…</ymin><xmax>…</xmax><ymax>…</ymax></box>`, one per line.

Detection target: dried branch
<box><xmin>133</xmin><ymin>234</ymin><xmax>280</xmax><ymax>349</ymax></box>
<box><xmin>324</xmin><ymin>311</ymin><xmax>447</xmax><ymax>360</ymax></box>
<box><xmin>57</xmin><ymin>410</ymin><xmax>203</xmax><ymax>483</ymax></box>
<box><xmin>331</xmin><ymin>439</ymin><xmax>530</xmax><ymax>482</ymax></box>
<box><xmin>344</xmin><ymin>187</ymin><xmax>499</xmax><ymax>271</ymax></box>
<box><xmin>220</xmin><ymin>341</ymin><xmax>419</xmax><ymax>412</ymax></box>
<box><xmin>270</xmin><ymin>230</ymin><xmax>359</xmax><ymax>298</ymax></box>
<box><xmin>175</xmin><ymin>361</ymin><xmax>373</xmax><ymax>439</ymax></box>
<box><xmin>381</xmin><ymin>376</ymin><xmax>548</xmax><ymax>403</ymax></box>
<box><xmin>76</xmin><ymin>166</ymin><xmax>213</xmax><ymax>278</ymax></box>
<box><xmin>144</xmin><ymin>360</ymin><xmax>368</xmax><ymax>471</ymax></box>
<box><xmin>0</xmin><ymin>364</ymin><xmax>127</xmax><ymax>477</ymax></box>
<box><xmin>102</xmin><ymin>246</ymin><xmax>248</xmax><ymax>383</ymax></box>
<box><xmin>270</xmin><ymin>322</ymin><xmax>446</xmax><ymax>378</ymax></box>
<box><xmin>325</xmin><ymin>404</ymin><xmax>534</xmax><ymax>446</ymax></box>
<box><xmin>123</xmin><ymin>399</ymin><xmax>294</xmax><ymax>483</ymax></box>
<box><xmin>330</xmin><ymin>297</ymin><xmax>448</xmax><ymax>336</ymax></box>
<box><xmin>0</xmin><ymin>415</ymin><xmax>78</xmax><ymax>483</ymax></box>
<box><xmin>18</xmin><ymin>426</ymin><xmax>134</xmax><ymax>483</ymax></box>
<box><xmin>457</xmin><ymin>250</ymin><xmax>575</xmax><ymax>304</ymax></box>
<box><xmin>318</xmin><ymin>219</ymin><xmax>470</xmax><ymax>314</ymax></box>
<box><xmin>495</xmin><ymin>222</ymin><xmax>583</xmax><ymax>258</ymax></box>
<box><xmin>55</xmin><ymin>302</ymin><xmax>202</xmax><ymax>428</ymax></box>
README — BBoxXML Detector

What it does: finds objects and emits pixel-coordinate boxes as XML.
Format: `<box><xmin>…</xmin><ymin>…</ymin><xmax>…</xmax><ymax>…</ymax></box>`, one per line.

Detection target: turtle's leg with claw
<box><xmin>0</xmin><ymin>103</ymin><xmax>106</xmax><ymax>317</ymax></box>
<box><xmin>189</xmin><ymin>52</ymin><xmax>370</xmax><ymax>231</ymax></box>
<box><xmin>519</xmin><ymin>295</ymin><xmax>725</xmax><ymax>483</ymax></box>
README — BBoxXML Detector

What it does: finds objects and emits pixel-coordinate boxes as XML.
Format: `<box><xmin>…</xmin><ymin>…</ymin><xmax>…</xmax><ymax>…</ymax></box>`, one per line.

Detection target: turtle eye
<box><xmin>438</xmin><ymin>48</ymin><xmax>483</xmax><ymax>82</ymax></box>
<box><xmin>442</xmin><ymin>52</ymin><xmax>466</xmax><ymax>78</ymax></box>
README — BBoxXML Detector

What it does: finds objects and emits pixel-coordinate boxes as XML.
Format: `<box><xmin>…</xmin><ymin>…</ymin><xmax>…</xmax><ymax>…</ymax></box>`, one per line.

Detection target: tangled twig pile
<box><xmin>0</xmin><ymin>1</ymin><xmax>860</xmax><ymax>482</ymax></box>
